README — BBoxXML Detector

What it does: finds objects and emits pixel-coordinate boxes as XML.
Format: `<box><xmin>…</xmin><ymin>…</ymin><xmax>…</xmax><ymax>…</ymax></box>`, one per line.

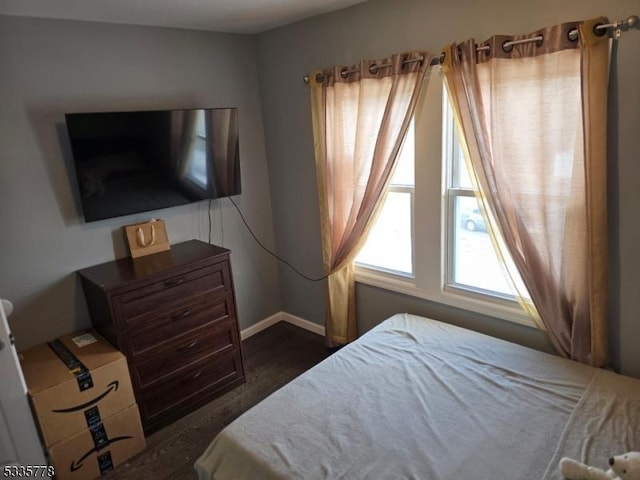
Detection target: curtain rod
<box><xmin>303</xmin><ymin>14</ymin><xmax>638</xmax><ymax>83</ymax></box>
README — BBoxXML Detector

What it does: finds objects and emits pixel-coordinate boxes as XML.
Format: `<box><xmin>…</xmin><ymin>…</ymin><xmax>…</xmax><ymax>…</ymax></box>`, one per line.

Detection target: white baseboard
<box><xmin>240</xmin><ymin>311</ymin><xmax>325</xmax><ymax>340</ymax></box>
<box><xmin>280</xmin><ymin>312</ymin><xmax>325</xmax><ymax>336</ymax></box>
<box><xmin>240</xmin><ymin>313</ymin><xmax>282</xmax><ymax>340</ymax></box>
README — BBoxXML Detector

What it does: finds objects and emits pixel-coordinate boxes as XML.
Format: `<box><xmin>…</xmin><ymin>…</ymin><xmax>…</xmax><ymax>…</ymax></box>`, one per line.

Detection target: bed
<box><xmin>195</xmin><ymin>313</ymin><xmax>640</xmax><ymax>480</ymax></box>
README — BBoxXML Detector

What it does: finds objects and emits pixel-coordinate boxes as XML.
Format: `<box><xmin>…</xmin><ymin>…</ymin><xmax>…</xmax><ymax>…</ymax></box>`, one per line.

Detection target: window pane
<box><xmin>454</xmin><ymin>144</ymin><xmax>473</xmax><ymax>188</ymax></box>
<box><xmin>356</xmin><ymin>120</ymin><xmax>414</xmax><ymax>276</ymax></box>
<box><xmin>452</xmin><ymin>196</ymin><xmax>514</xmax><ymax>296</ymax></box>
<box><xmin>357</xmin><ymin>191</ymin><xmax>412</xmax><ymax>275</ymax></box>
<box><xmin>445</xmin><ymin>88</ymin><xmax>529</xmax><ymax>302</ymax></box>
<box><xmin>390</xmin><ymin>121</ymin><xmax>414</xmax><ymax>186</ymax></box>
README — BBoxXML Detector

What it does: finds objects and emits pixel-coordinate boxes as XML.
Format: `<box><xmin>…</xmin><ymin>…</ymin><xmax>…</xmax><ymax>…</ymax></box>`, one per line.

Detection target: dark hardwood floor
<box><xmin>102</xmin><ymin>321</ymin><xmax>331</xmax><ymax>480</ymax></box>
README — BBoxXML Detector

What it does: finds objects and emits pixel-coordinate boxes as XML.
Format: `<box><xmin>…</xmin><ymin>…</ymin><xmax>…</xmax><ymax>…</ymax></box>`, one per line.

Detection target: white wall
<box><xmin>256</xmin><ymin>0</ymin><xmax>640</xmax><ymax>376</ymax></box>
<box><xmin>0</xmin><ymin>15</ymin><xmax>282</xmax><ymax>349</ymax></box>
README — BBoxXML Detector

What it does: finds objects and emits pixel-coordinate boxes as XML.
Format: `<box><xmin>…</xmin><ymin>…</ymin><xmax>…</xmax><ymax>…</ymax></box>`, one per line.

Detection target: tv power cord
<box><xmin>227</xmin><ymin>197</ymin><xmax>328</xmax><ymax>282</ymax></box>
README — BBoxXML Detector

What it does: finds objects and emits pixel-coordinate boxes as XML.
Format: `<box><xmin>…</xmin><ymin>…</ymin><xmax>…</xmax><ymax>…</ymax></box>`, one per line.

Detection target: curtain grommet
<box><xmin>536</xmin><ymin>35</ymin><xmax>544</xmax><ymax>47</ymax></box>
<box><xmin>593</xmin><ymin>23</ymin><xmax>607</xmax><ymax>36</ymax></box>
<box><xmin>340</xmin><ymin>68</ymin><xmax>348</xmax><ymax>79</ymax></box>
<box><xmin>502</xmin><ymin>40</ymin><xmax>514</xmax><ymax>53</ymax></box>
<box><xmin>369</xmin><ymin>64</ymin><xmax>378</xmax><ymax>74</ymax></box>
<box><xmin>567</xmin><ymin>27</ymin><xmax>579</xmax><ymax>42</ymax></box>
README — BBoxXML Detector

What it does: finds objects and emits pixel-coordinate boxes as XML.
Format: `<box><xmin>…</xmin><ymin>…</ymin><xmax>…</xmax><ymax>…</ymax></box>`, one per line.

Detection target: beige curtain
<box><xmin>310</xmin><ymin>52</ymin><xmax>431</xmax><ymax>346</ymax></box>
<box><xmin>442</xmin><ymin>18</ymin><xmax>610</xmax><ymax>366</ymax></box>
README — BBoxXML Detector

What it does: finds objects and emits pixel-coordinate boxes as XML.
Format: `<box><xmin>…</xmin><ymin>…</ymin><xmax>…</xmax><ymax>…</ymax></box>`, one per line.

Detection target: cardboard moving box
<box><xmin>48</xmin><ymin>403</ymin><xmax>145</xmax><ymax>480</ymax></box>
<box><xmin>20</xmin><ymin>329</ymin><xmax>137</xmax><ymax>447</ymax></box>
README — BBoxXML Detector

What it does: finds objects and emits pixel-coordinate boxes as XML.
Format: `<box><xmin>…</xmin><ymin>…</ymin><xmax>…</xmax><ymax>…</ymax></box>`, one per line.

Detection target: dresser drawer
<box><xmin>117</xmin><ymin>261</ymin><xmax>231</xmax><ymax>320</ymax></box>
<box><xmin>132</xmin><ymin>317</ymin><xmax>236</xmax><ymax>388</ymax></box>
<box><xmin>139</xmin><ymin>348</ymin><xmax>243</xmax><ymax>421</ymax></box>
<box><xmin>126</xmin><ymin>292</ymin><xmax>235</xmax><ymax>354</ymax></box>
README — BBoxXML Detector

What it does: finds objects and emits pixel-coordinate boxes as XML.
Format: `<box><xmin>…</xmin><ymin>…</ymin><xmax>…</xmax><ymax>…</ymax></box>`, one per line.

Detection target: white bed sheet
<box><xmin>195</xmin><ymin>313</ymin><xmax>637</xmax><ymax>480</ymax></box>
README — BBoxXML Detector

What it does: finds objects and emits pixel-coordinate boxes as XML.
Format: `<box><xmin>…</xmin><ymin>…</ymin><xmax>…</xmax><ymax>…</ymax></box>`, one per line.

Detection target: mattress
<box><xmin>195</xmin><ymin>313</ymin><xmax>640</xmax><ymax>480</ymax></box>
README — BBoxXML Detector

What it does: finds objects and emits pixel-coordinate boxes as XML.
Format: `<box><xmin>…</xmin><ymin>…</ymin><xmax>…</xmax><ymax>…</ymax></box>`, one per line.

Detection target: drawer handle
<box><xmin>181</xmin><ymin>370</ymin><xmax>203</xmax><ymax>384</ymax></box>
<box><xmin>164</xmin><ymin>277</ymin><xmax>185</xmax><ymax>287</ymax></box>
<box><xmin>171</xmin><ymin>309</ymin><xmax>192</xmax><ymax>321</ymax></box>
<box><xmin>176</xmin><ymin>339</ymin><xmax>199</xmax><ymax>352</ymax></box>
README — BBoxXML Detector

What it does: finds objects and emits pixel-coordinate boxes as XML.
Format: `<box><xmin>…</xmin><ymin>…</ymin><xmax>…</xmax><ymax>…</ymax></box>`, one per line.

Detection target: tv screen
<box><xmin>65</xmin><ymin>108</ymin><xmax>240</xmax><ymax>222</ymax></box>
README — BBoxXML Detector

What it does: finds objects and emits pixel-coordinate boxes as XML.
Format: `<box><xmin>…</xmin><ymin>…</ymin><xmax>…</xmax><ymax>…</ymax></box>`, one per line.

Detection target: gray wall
<box><xmin>0</xmin><ymin>15</ymin><xmax>282</xmax><ymax>350</ymax></box>
<box><xmin>256</xmin><ymin>0</ymin><xmax>640</xmax><ymax>376</ymax></box>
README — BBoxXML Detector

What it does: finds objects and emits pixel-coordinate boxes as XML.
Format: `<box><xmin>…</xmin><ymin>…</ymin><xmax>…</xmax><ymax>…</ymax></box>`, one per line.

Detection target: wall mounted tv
<box><xmin>65</xmin><ymin>107</ymin><xmax>240</xmax><ymax>222</ymax></box>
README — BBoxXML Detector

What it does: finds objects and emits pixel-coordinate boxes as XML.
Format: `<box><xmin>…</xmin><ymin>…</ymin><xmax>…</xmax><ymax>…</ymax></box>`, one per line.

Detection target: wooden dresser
<box><xmin>77</xmin><ymin>240</ymin><xmax>245</xmax><ymax>433</ymax></box>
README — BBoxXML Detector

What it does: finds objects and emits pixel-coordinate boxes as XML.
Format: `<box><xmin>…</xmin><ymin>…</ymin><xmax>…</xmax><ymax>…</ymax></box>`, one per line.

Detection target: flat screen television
<box><xmin>65</xmin><ymin>107</ymin><xmax>240</xmax><ymax>222</ymax></box>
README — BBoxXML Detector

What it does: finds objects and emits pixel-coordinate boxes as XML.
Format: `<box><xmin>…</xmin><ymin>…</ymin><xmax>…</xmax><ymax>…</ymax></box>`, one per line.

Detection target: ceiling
<box><xmin>0</xmin><ymin>0</ymin><xmax>368</xmax><ymax>34</ymax></box>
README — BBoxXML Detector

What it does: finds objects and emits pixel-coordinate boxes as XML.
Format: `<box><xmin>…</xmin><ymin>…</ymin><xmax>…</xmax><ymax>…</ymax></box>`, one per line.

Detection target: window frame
<box><xmin>354</xmin><ymin>69</ymin><xmax>534</xmax><ymax>328</ymax></box>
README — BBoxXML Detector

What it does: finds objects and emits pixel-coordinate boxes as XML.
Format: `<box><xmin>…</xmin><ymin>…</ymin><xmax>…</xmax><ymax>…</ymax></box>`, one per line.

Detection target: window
<box><xmin>355</xmin><ymin>124</ymin><xmax>414</xmax><ymax>276</ymax></box>
<box><xmin>356</xmin><ymin>72</ymin><xmax>532</xmax><ymax>327</ymax></box>
<box><xmin>443</xmin><ymin>90</ymin><xmax>527</xmax><ymax>301</ymax></box>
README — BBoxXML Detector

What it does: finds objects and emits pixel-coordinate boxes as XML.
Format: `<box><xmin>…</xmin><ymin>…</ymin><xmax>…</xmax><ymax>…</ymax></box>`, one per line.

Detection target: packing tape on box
<box><xmin>97</xmin><ymin>452</ymin><xmax>114</xmax><ymax>474</ymax></box>
<box><xmin>84</xmin><ymin>406</ymin><xmax>102</xmax><ymax>427</ymax></box>
<box><xmin>70</xmin><ymin>436</ymin><xmax>132</xmax><ymax>473</ymax></box>
<box><xmin>89</xmin><ymin>423</ymin><xmax>109</xmax><ymax>450</ymax></box>
<box><xmin>47</xmin><ymin>339</ymin><xmax>94</xmax><ymax>392</ymax></box>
